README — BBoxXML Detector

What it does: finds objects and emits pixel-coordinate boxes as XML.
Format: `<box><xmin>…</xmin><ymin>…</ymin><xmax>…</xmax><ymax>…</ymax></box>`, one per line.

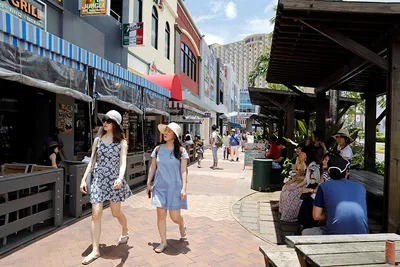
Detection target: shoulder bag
<box><xmin>85</xmin><ymin>140</ymin><xmax>99</xmax><ymax>194</ymax></box>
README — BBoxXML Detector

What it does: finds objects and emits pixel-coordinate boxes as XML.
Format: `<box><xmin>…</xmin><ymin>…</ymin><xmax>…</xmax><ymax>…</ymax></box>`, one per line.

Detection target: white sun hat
<box><xmin>158</xmin><ymin>122</ymin><xmax>182</xmax><ymax>139</ymax></box>
<box><xmin>97</xmin><ymin>110</ymin><xmax>123</xmax><ymax>131</ymax></box>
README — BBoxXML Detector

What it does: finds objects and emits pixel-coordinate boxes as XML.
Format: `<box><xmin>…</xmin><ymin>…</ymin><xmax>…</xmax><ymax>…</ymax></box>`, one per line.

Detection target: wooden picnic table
<box><xmin>286</xmin><ymin>234</ymin><xmax>400</xmax><ymax>267</ymax></box>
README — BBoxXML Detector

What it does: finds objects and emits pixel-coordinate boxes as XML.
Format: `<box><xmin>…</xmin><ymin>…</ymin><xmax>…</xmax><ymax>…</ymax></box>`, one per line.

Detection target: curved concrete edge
<box><xmin>230</xmin><ymin>192</ymin><xmax>277</xmax><ymax>246</ymax></box>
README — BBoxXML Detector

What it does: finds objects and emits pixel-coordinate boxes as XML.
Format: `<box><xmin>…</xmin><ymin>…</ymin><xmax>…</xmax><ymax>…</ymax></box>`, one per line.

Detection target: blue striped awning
<box><xmin>0</xmin><ymin>10</ymin><xmax>171</xmax><ymax>99</ymax></box>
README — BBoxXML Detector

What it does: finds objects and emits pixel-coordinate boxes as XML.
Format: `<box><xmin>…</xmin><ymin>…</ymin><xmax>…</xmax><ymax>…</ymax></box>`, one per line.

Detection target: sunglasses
<box><xmin>102</xmin><ymin>118</ymin><xmax>113</xmax><ymax>124</ymax></box>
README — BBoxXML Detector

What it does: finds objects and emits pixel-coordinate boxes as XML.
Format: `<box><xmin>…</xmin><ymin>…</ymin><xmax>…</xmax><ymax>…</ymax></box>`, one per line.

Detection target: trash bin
<box><xmin>251</xmin><ymin>159</ymin><xmax>272</xmax><ymax>192</ymax></box>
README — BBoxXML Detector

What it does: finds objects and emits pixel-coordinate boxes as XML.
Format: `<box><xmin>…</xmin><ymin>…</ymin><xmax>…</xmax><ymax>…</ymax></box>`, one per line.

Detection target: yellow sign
<box><xmin>81</xmin><ymin>0</ymin><xmax>109</xmax><ymax>16</ymax></box>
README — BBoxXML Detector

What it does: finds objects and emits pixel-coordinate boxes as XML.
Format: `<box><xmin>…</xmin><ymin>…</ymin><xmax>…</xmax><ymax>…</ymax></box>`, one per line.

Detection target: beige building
<box><xmin>128</xmin><ymin>0</ymin><xmax>177</xmax><ymax>75</ymax></box>
<box><xmin>211</xmin><ymin>34</ymin><xmax>271</xmax><ymax>89</ymax></box>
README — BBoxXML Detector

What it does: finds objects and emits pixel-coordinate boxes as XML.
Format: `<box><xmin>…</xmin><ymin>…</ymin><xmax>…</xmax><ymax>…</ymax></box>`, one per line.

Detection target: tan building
<box><xmin>211</xmin><ymin>34</ymin><xmax>271</xmax><ymax>89</ymax></box>
<box><xmin>128</xmin><ymin>0</ymin><xmax>177</xmax><ymax>75</ymax></box>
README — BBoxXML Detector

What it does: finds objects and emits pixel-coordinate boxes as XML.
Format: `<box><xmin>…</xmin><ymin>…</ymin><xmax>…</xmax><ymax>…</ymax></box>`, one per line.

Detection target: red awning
<box><xmin>143</xmin><ymin>74</ymin><xmax>182</xmax><ymax>101</ymax></box>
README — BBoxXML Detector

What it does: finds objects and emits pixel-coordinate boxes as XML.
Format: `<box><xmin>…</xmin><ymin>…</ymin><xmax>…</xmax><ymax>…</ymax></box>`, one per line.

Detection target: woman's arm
<box><xmin>81</xmin><ymin>137</ymin><xmax>99</xmax><ymax>184</ymax></box>
<box><xmin>180</xmin><ymin>157</ymin><xmax>188</xmax><ymax>200</ymax></box>
<box><xmin>118</xmin><ymin>140</ymin><xmax>128</xmax><ymax>180</ymax></box>
<box><xmin>147</xmin><ymin>157</ymin><xmax>157</xmax><ymax>186</ymax></box>
<box><xmin>50</xmin><ymin>153</ymin><xmax>57</xmax><ymax>167</ymax></box>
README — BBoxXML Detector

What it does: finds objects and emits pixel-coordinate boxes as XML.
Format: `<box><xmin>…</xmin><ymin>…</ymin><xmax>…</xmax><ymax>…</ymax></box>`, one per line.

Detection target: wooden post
<box><xmin>364</xmin><ymin>93</ymin><xmax>376</xmax><ymax>172</ymax></box>
<box><xmin>385</xmin><ymin>35</ymin><xmax>400</xmax><ymax>232</ymax></box>
<box><xmin>316</xmin><ymin>92</ymin><xmax>326</xmax><ymax>136</ymax></box>
<box><xmin>286</xmin><ymin>97</ymin><xmax>295</xmax><ymax>157</ymax></box>
<box><xmin>278</xmin><ymin>110</ymin><xmax>284</xmax><ymax>140</ymax></box>
<box><xmin>269</xmin><ymin>119</ymin><xmax>273</xmax><ymax>140</ymax></box>
<box><xmin>329</xmin><ymin>90</ymin><xmax>339</xmax><ymax>124</ymax></box>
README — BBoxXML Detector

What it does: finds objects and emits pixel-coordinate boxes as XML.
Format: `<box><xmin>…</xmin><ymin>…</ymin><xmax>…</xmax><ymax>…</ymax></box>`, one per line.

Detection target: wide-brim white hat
<box><xmin>158</xmin><ymin>122</ymin><xmax>182</xmax><ymax>139</ymax></box>
<box><xmin>98</xmin><ymin>110</ymin><xmax>123</xmax><ymax>131</ymax></box>
<box><xmin>333</xmin><ymin>129</ymin><xmax>353</xmax><ymax>141</ymax></box>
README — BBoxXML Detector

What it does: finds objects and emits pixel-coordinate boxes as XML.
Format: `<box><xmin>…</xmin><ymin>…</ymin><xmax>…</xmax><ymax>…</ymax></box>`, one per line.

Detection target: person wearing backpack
<box><xmin>241</xmin><ymin>131</ymin><xmax>247</xmax><ymax>152</ymax></box>
<box><xmin>210</xmin><ymin>125</ymin><xmax>220</xmax><ymax>170</ymax></box>
<box><xmin>230</xmin><ymin>129</ymin><xmax>240</xmax><ymax>162</ymax></box>
<box><xmin>146</xmin><ymin>122</ymin><xmax>189</xmax><ymax>253</ymax></box>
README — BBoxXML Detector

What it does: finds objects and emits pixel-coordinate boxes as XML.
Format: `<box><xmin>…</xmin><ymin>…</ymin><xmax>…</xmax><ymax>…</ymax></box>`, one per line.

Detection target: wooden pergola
<box><xmin>249</xmin><ymin>87</ymin><xmax>360</xmax><ymax>156</ymax></box>
<box><xmin>267</xmin><ymin>0</ymin><xmax>400</xmax><ymax>231</ymax></box>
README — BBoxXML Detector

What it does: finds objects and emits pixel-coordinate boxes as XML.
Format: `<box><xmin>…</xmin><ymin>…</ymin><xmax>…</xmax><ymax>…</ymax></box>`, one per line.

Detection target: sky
<box><xmin>184</xmin><ymin>0</ymin><xmax>399</xmax><ymax>46</ymax></box>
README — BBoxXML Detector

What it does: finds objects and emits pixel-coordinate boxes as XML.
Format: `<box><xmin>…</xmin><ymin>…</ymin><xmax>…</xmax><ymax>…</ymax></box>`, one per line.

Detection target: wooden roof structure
<box><xmin>249</xmin><ymin>87</ymin><xmax>360</xmax><ymax>119</ymax></box>
<box><xmin>267</xmin><ymin>0</ymin><xmax>400</xmax><ymax>232</ymax></box>
<box><xmin>267</xmin><ymin>0</ymin><xmax>400</xmax><ymax>94</ymax></box>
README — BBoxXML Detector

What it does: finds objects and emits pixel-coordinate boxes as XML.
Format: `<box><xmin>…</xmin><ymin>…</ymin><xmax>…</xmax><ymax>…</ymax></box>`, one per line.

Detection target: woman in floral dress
<box><xmin>80</xmin><ymin>110</ymin><xmax>132</xmax><ymax>265</ymax></box>
<box><xmin>279</xmin><ymin>146</ymin><xmax>308</xmax><ymax>222</ymax></box>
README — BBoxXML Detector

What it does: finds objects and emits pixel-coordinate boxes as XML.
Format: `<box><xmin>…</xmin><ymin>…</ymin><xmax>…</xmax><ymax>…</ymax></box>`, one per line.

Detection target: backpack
<box><xmin>216</xmin><ymin>134</ymin><xmax>223</xmax><ymax>148</ymax></box>
<box><xmin>242</xmin><ymin>134</ymin><xmax>247</xmax><ymax>141</ymax></box>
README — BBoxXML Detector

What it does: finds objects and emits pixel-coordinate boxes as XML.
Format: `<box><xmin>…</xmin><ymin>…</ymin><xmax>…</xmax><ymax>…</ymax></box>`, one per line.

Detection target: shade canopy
<box><xmin>144</xmin><ymin>74</ymin><xmax>183</xmax><ymax>101</ymax></box>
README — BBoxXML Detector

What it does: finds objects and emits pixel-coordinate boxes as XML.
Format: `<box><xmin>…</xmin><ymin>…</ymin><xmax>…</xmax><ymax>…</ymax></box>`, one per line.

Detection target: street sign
<box><xmin>81</xmin><ymin>0</ymin><xmax>110</xmax><ymax>16</ymax></box>
<box><xmin>122</xmin><ymin>22</ymin><xmax>144</xmax><ymax>47</ymax></box>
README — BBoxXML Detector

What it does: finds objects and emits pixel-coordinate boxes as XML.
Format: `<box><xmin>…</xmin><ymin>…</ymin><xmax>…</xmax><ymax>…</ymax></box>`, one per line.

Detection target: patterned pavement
<box><xmin>0</xmin><ymin>149</ymin><xmax>272</xmax><ymax>267</ymax></box>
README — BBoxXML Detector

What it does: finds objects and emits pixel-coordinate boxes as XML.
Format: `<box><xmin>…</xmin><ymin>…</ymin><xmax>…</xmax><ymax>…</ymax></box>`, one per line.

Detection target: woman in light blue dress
<box><xmin>147</xmin><ymin>122</ymin><xmax>189</xmax><ymax>253</ymax></box>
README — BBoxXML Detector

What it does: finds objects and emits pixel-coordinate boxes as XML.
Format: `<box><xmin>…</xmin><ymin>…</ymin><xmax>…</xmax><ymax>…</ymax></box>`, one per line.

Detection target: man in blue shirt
<box><xmin>302</xmin><ymin>155</ymin><xmax>368</xmax><ymax>235</ymax></box>
<box><xmin>229</xmin><ymin>129</ymin><xmax>240</xmax><ymax>162</ymax></box>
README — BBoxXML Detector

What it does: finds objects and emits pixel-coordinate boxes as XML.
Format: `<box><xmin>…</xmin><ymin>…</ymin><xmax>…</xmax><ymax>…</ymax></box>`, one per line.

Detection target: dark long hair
<box><xmin>99</xmin><ymin>121</ymin><xmax>125</xmax><ymax>143</ymax></box>
<box><xmin>173</xmin><ymin>136</ymin><xmax>182</xmax><ymax>159</ymax></box>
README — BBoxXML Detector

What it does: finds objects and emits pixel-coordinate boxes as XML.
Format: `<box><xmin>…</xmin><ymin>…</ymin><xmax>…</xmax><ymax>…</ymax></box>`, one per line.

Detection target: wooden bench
<box><xmin>349</xmin><ymin>170</ymin><xmax>383</xmax><ymax>199</ymax></box>
<box><xmin>259</xmin><ymin>245</ymin><xmax>301</xmax><ymax>267</ymax></box>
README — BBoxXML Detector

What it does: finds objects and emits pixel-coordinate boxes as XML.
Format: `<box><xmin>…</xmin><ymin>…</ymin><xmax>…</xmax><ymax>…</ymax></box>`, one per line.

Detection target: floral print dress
<box><xmin>90</xmin><ymin>139</ymin><xmax>133</xmax><ymax>204</ymax></box>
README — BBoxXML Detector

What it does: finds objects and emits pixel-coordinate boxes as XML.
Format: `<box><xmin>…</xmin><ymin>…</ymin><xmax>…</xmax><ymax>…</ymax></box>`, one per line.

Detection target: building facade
<box><xmin>211</xmin><ymin>34</ymin><xmax>271</xmax><ymax>125</ymax></box>
<box><xmin>127</xmin><ymin>0</ymin><xmax>177</xmax><ymax>75</ymax></box>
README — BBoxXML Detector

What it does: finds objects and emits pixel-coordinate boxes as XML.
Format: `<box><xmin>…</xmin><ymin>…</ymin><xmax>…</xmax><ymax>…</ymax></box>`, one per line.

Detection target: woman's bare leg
<box><xmin>90</xmin><ymin>203</ymin><xmax>103</xmax><ymax>256</ymax></box>
<box><xmin>110</xmin><ymin>201</ymin><xmax>129</xmax><ymax>236</ymax></box>
<box><xmin>169</xmin><ymin>210</ymin><xmax>184</xmax><ymax>228</ymax></box>
<box><xmin>157</xmin><ymin>208</ymin><xmax>167</xmax><ymax>244</ymax></box>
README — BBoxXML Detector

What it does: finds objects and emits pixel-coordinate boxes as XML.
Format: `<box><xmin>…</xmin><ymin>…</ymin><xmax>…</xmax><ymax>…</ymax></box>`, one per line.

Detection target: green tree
<box><xmin>269</xmin><ymin>5</ymin><xmax>278</xmax><ymax>25</ymax></box>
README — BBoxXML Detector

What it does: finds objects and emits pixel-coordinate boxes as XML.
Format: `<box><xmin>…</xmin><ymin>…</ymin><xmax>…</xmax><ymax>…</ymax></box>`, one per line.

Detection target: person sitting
<box><xmin>265</xmin><ymin>135</ymin><xmax>281</xmax><ymax>160</ymax></box>
<box><xmin>333</xmin><ymin>129</ymin><xmax>353</xmax><ymax>162</ymax></box>
<box><xmin>302</xmin><ymin>155</ymin><xmax>368</xmax><ymax>235</ymax></box>
<box><xmin>311</xmin><ymin>130</ymin><xmax>327</xmax><ymax>165</ymax></box>
<box><xmin>38</xmin><ymin>141</ymin><xmax>61</xmax><ymax>168</ymax></box>
<box><xmin>272</xmin><ymin>140</ymin><xmax>287</xmax><ymax>169</ymax></box>
<box><xmin>279</xmin><ymin>145</ymin><xmax>307</xmax><ymax>222</ymax></box>
<box><xmin>184</xmin><ymin>131</ymin><xmax>194</xmax><ymax>145</ymax></box>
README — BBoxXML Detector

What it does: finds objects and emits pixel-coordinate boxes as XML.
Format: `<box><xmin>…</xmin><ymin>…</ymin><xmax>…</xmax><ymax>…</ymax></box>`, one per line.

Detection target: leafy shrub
<box><xmin>376</xmin><ymin>160</ymin><xmax>385</xmax><ymax>175</ymax></box>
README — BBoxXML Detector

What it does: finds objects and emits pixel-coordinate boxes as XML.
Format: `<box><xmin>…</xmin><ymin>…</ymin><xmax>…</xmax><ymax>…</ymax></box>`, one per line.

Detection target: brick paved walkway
<box><xmin>0</xmin><ymin>149</ymin><xmax>270</xmax><ymax>267</ymax></box>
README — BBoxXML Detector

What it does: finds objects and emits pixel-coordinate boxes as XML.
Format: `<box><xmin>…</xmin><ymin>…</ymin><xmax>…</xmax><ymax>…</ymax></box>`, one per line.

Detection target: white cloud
<box><xmin>225</xmin><ymin>2</ymin><xmax>237</xmax><ymax>19</ymax></box>
<box><xmin>209</xmin><ymin>0</ymin><xmax>224</xmax><ymax>14</ymax></box>
<box><xmin>203</xmin><ymin>33</ymin><xmax>225</xmax><ymax>45</ymax></box>
<box><xmin>264</xmin><ymin>0</ymin><xmax>278</xmax><ymax>14</ymax></box>
<box><xmin>193</xmin><ymin>14</ymin><xmax>217</xmax><ymax>24</ymax></box>
<box><xmin>239</xmin><ymin>17</ymin><xmax>273</xmax><ymax>38</ymax></box>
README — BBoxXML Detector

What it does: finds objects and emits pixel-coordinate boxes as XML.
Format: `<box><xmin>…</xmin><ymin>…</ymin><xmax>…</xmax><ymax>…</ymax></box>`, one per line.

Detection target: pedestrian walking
<box><xmin>147</xmin><ymin>122</ymin><xmax>189</xmax><ymax>253</ymax></box>
<box><xmin>196</xmin><ymin>142</ymin><xmax>204</xmax><ymax>168</ymax></box>
<box><xmin>230</xmin><ymin>129</ymin><xmax>240</xmax><ymax>162</ymax></box>
<box><xmin>79</xmin><ymin>110</ymin><xmax>133</xmax><ymax>265</ymax></box>
<box><xmin>223</xmin><ymin>131</ymin><xmax>230</xmax><ymax>160</ymax></box>
<box><xmin>210</xmin><ymin>125</ymin><xmax>220</xmax><ymax>169</ymax></box>
<box><xmin>241</xmin><ymin>131</ymin><xmax>247</xmax><ymax>152</ymax></box>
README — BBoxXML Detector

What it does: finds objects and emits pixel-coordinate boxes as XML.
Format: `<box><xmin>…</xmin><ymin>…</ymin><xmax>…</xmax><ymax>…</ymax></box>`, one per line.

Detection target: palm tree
<box><xmin>269</xmin><ymin>5</ymin><xmax>278</xmax><ymax>26</ymax></box>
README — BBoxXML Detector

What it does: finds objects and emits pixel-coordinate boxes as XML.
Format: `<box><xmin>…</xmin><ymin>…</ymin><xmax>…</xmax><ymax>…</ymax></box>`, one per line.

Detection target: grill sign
<box><xmin>0</xmin><ymin>0</ymin><xmax>46</xmax><ymax>29</ymax></box>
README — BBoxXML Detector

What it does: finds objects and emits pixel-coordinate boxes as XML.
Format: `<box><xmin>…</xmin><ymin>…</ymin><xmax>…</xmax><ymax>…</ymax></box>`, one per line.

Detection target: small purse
<box><xmin>85</xmin><ymin>142</ymin><xmax>98</xmax><ymax>195</ymax></box>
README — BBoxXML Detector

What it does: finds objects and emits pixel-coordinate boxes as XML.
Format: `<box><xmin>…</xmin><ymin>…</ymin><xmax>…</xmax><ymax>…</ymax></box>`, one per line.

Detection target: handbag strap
<box><xmin>90</xmin><ymin>138</ymin><xmax>99</xmax><ymax>172</ymax></box>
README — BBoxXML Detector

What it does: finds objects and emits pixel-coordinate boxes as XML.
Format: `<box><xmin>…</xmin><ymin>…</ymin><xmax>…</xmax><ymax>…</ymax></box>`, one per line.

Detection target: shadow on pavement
<box><xmin>148</xmin><ymin>238</ymin><xmax>191</xmax><ymax>255</ymax></box>
<box><xmin>81</xmin><ymin>243</ymin><xmax>133</xmax><ymax>267</ymax></box>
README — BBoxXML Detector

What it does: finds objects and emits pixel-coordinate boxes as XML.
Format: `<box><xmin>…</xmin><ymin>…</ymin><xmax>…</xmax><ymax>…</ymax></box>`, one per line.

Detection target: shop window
<box><xmin>111</xmin><ymin>0</ymin><xmax>123</xmax><ymax>22</ymax></box>
<box><xmin>181</xmin><ymin>43</ymin><xmax>197</xmax><ymax>81</ymax></box>
<box><xmin>165</xmin><ymin>22</ymin><xmax>170</xmax><ymax>59</ymax></box>
<box><xmin>134</xmin><ymin>0</ymin><xmax>143</xmax><ymax>23</ymax></box>
<box><xmin>151</xmin><ymin>6</ymin><xmax>158</xmax><ymax>49</ymax></box>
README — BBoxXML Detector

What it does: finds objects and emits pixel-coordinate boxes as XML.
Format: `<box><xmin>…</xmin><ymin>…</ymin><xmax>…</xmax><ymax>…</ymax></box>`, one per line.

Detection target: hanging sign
<box><xmin>153</xmin><ymin>0</ymin><xmax>163</xmax><ymax>10</ymax></box>
<box><xmin>0</xmin><ymin>0</ymin><xmax>47</xmax><ymax>30</ymax></box>
<box><xmin>81</xmin><ymin>0</ymin><xmax>110</xmax><ymax>16</ymax></box>
<box><xmin>122</xmin><ymin>22</ymin><xmax>144</xmax><ymax>47</ymax></box>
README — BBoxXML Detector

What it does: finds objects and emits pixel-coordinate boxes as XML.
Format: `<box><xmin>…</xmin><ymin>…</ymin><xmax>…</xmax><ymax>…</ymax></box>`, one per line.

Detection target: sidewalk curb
<box><xmin>230</xmin><ymin>192</ymin><xmax>277</xmax><ymax>246</ymax></box>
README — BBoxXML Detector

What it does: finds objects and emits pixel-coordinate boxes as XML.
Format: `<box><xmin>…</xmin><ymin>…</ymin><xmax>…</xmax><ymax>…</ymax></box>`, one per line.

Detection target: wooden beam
<box><xmin>315</xmin><ymin>92</ymin><xmax>326</xmax><ymax>135</ymax></box>
<box><xmin>364</xmin><ymin>93</ymin><xmax>377</xmax><ymax>172</ymax></box>
<box><xmin>338</xmin><ymin>104</ymin><xmax>351</xmax><ymax>121</ymax></box>
<box><xmin>280</xmin><ymin>0</ymin><xmax>400</xmax><ymax>14</ymax></box>
<box><xmin>316</xmin><ymin>44</ymin><xmax>387</xmax><ymax>93</ymax></box>
<box><xmin>259</xmin><ymin>94</ymin><xmax>287</xmax><ymax>111</ymax></box>
<box><xmin>384</xmin><ymin>34</ymin><xmax>400</xmax><ymax>232</ymax></box>
<box><xmin>376</xmin><ymin>109</ymin><xmax>386</xmax><ymax>125</ymax></box>
<box><xmin>285</xmin><ymin>85</ymin><xmax>316</xmax><ymax>105</ymax></box>
<box><xmin>298</xmin><ymin>20</ymin><xmax>389</xmax><ymax>72</ymax></box>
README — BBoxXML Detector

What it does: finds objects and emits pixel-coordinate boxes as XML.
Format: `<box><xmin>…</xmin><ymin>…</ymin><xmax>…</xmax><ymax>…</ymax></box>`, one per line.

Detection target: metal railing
<box><xmin>0</xmin><ymin>169</ymin><xmax>64</xmax><ymax>253</ymax></box>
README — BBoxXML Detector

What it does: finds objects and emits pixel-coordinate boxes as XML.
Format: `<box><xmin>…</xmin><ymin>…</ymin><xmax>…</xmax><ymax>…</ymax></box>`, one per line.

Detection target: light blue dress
<box><xmin>151</xmin><ymin>145</ymin><xmax>189</xmax><ymax>210</ymax></box>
